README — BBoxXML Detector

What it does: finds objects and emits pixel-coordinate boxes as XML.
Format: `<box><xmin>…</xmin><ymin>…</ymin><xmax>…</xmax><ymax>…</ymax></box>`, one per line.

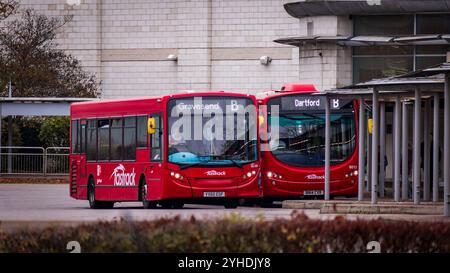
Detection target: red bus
<box><xmin>258</xmin><ymin>83</ymin><xmax>359</xmax><ymax>203</ymax></box>
<box><xmin>70</xmin><ymin>92</ymin><xmax>260</xmax><ymax>209</ymax></box>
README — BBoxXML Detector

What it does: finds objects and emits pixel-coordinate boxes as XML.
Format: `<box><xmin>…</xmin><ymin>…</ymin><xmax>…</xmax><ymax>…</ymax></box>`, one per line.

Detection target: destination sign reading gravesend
<box><xmin>280</xmin><ymin>96</ymin><xmax>351</xmax><ymax>111</ymax></box>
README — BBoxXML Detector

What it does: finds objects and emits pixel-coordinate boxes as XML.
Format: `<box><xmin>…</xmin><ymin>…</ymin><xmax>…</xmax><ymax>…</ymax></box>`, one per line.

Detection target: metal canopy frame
<box><xmin>0</xmin><ymin>97</ymin><xmax>97</xmax><ymax>175</ymax></box>
<box><xmin>316</xmin><ymin>63</ymin><xmax>450</xmax><ymax>216</ymax></box>
<box><xmin>274</xmin><ymin>34</ymin><xmax>450</xmax><ymax>47</ymax></box>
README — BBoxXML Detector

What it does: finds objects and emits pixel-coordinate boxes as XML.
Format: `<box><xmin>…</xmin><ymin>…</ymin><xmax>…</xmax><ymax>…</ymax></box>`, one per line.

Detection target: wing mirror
<box><xmin>148</xmin><ymin>117</ymin><xmax>156</xmax><ymax>134</ymax></box>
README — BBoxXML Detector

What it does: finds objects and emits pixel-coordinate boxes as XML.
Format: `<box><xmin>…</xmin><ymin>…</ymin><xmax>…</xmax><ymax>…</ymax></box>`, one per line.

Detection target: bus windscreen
<box><xmin>268</xmin><ymin>97</ymin><xmax>356</xmax><ymax>167</ymax></box>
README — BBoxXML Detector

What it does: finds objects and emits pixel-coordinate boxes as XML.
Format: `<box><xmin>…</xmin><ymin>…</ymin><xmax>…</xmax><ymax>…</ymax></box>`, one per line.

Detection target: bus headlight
<box><xmin>170</xmin><ymin>171</ymin><xmax>184</xmax><ymax>181</ymax></box>
<box><xmin>267</xmin><ymin>171</ymin><xmax>282</xmax><ymax>179</ymax></box>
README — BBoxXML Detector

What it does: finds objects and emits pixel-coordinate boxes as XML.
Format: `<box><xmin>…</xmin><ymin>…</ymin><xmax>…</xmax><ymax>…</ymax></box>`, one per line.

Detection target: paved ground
<box><xmin>0</xmin><ymin>184</ymin><xmax>448</xmax><ymax>231</ymax></box>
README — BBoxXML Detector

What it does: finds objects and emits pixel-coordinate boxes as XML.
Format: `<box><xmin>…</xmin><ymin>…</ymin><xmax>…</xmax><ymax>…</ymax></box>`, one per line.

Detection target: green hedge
<box><xmin>1</xmin><ymin>213</ymin><xmax>449</xmax><ymax>253</ymax></box>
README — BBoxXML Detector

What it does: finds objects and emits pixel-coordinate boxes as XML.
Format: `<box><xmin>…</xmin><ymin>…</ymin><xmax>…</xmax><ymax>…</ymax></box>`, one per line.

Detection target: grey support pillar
<box><xmin>367</xmin><ymin>122</ymin><xmax>372</xmax><ymax>191</ymax></box>
<box><xmin>394</xmin><ymin>96</ymin><xmax>401</xmax><ymax>202</ymax></box>
<box><xmin>324</xmin><ymin>96</ymin><xmax>331</xmax><ymax>201</ymax></box>
<box><xmin>358</xmin><ymin>98</ymin><xmax>365</xmax><ymax>201</ymax></box>
<box><xmin>423</xmin><ymin>100</ymin><xmax>431</xmax><ymax>201</ymax></box>
<box><xmin>371</xmin><ymin>88</ymin><xmax>379</xmax><ymax>204</ymax></box>
<box><xmin>413</xmin><ymin>88</ymin><xmax>421</xmax><ymax>205</ymax></box>
<box><xmin>444</xmin><ymin>75</ymin><xmax>450</xmax><ymax>216</ymax></box>
<box><xmin>379</xmin><ymin>102</ymin><xmax>386</xmax><ymax>198</ymax></box>
<box><xmin>0</xmin><ymin>108</ymin><xmax>2</xmax><ymax>173</ymax></box>
<box><xmin>402</xmin><ymin>102</ymin><xmax>409</xmax><ymax>200</ymax></box>
<box><xmin>433</xmin><ymin>94</ymin><xmax>440</xmax><ymax>202</ymax></box>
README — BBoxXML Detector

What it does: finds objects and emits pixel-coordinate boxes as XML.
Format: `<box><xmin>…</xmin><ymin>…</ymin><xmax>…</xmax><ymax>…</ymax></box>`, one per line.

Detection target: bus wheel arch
<box><xmin>138</xmin><ymin>174</ymin><xmax>146</xmax><ymax>201</ymax></box>
<box><xmin>87</xmin><ymin>175</ymin><xmax>114</xmax><ymax>209</ymax></box>
<box><xmin>140</xmin><ymin>175</ymin><xmax>156</xmax><ymax>209</ymax></box>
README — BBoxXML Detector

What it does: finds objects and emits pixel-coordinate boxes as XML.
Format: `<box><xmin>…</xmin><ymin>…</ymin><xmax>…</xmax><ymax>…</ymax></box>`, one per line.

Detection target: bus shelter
<box><xmin>0</xmin><ymin>97</ymin><xmax>96</xmax><ymax>175</ymax></box>
<box><xmin>315</xmin><ymin>63</ymin><xmax>450</xmax><ymax>216</ymax></box>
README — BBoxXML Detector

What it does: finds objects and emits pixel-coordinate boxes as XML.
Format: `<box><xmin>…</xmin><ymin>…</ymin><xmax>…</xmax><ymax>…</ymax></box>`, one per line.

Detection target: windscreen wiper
<box><xmin>179</xmin><ymin>162</ymin><xmax>203</xmax><ymax>170</ymax></box>
<box><xmin>227</xmin><ymin>159</ymin><xmax>243</xmax><ymax>169</ymax></box>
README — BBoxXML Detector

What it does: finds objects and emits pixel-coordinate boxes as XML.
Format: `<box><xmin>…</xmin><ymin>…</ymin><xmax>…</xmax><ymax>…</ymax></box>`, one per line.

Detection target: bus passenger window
<box><xmin>110</xmin><ymin>118</ymin><xmax>123</xmax><ymax>160</ymax></box>
<box><xmin>86</xmin><ymin>119</ymin><xmax>97</xmax><ymax>161</ymax></box>
<box><xmin>150</xmin><ymin>114</ymin><xmax>162</xmax><ymax>162</ymax></box>
<box><xmin>137</xmin><ymin>116</ymin><xmax>148</xmax><ymax>148</ymax></box>
<box><xmin>124</xmin><ymin>116</ymin><xmax>136</xmax><ymax>160</ymax></box>
<box><xmin>71</xmin><ymin>120</ymin><xmax>79</xmax><ymax>154</ymax></box>
<box><xmin>98</xmin><ymin>119</ymin><xmax>110</xmax><ymax>161</ymax></box>
<box><xmin>80</xmin><ymin>120</ymin><xmax>86</xmax><ymax>154</ymax></box>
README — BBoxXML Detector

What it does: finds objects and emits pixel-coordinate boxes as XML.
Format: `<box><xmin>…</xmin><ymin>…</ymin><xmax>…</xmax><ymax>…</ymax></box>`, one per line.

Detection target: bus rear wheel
<box><xmin>141</xmin><ymin>180</ymin><xmax>157</xmax><ymax>209</ymax></box>
<box><xmin>88</xmin><ymin>179</ymin><xmax>114</xmax><ymax>209</ymax></box>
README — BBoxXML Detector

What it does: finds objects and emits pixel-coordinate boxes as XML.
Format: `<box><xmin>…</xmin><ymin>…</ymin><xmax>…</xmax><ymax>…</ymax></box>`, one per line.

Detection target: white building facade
<box><xmin>12</xmin><ymin>1</ymin><xmax>450</xmax><ymax>97</ymax></box>
<box><xmin>17</xmin><ymin>0</ymin><xmax>302</xmax><ymax>98</ymax></box>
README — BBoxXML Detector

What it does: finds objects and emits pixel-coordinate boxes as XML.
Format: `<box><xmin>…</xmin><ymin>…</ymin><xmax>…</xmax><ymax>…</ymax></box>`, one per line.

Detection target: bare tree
<box><xmin>0</xmin><ymin>9</ymin><xmax>99</xmax><ymax>97</ymax></box>
<box><xmin>0</xmin><ymin>0</ymin><xmax>18</xmax><ymax>21</ymax></box>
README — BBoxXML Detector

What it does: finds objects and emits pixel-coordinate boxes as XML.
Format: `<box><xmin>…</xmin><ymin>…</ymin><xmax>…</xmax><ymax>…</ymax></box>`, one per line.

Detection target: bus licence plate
<box><xmin>304</xmin><ymin>190</ymin><xmax>324</xmax><ymax>196</ymax></box>
<box><xmin>203</xmin><ymin>191</ymin><xmax>225</xmax><ymax>198</ymax></box>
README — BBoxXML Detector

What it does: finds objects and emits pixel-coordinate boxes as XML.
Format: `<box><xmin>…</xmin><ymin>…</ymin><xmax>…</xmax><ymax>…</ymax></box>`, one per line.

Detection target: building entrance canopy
<box><xmin>310</xmin><ymin>62</ymin><xmax>450</xmax><ymax>216</ymax></box>
<box><xmin>274</xmin><ymin>34</ymin><xmax>450</xmax><ymax>47</ymax></box>
<box><xmin>284</xmin><ymin>0</ymin><xmax>450</xmax><ymax>18</ymax></box>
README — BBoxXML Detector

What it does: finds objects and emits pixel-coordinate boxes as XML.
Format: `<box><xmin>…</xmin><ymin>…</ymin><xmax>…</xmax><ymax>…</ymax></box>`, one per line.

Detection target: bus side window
<box><xmin>124</xmin><ymin>116</ymin><xmax>136</xmax><ymax>161</ymax></box>
<box><xmin>110</xmin><ymin>118</ymin><xmax>123</xmax><ymax>161</ymax></box>
<box><xmin>86</xmin><ymin>119</ymin><xmax>97</xmax><ymax>161</ymax></box>
<box><xmin>98</xmin><ymin>119</ymin><xmax>110</xmax><ymax>161</ymax></box>
<box><xmin>80</xmin><ymin>120</ymin><xmax>86</xmax><ymax>154</ymax></box>
<box><xmin>150</xmin><ymin>114</ymin><xmax>162</xmax><ymax>162</ymax></box>
<box><xmin>137</xmin><ymin>116</ymin><xmax>148</xmax><ymax>148</ymax></box>
<box><xmin>71</xmin><ymin>120</ymin><xmax>79</xmax><ymax>154</ymax></box>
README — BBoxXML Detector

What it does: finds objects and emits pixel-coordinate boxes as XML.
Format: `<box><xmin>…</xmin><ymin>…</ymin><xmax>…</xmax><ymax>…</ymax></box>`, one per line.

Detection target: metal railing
<box><xmin>0</xmin><ymin>146</ymin><xmax>69</xmax><ymax>176</ymax></box>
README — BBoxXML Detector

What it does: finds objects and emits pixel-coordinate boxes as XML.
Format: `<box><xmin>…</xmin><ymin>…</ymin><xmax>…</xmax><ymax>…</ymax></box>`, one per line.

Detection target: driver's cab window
<box><xmin>150</xmin><ymin>114</ymin><xmax>163</xmax><ymax>161</ymax></box>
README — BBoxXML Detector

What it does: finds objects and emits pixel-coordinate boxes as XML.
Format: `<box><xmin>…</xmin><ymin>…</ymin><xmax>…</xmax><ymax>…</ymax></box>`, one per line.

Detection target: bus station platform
<box><xmin>282</xmin><ymin>200</ymin><xmax>444</xmax><ymax>215</ymax></box>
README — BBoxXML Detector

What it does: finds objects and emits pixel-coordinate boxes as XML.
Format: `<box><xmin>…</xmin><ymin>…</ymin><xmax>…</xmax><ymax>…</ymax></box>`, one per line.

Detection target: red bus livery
<box><xmin>259</xmin><ymin>83</ymin><xmax>359</xmax><ymax>202</ymax></box>
<box><xmin>70</xmin><ymin>92</ymin><xmax>260</xmax><ymax>209</ymax></box>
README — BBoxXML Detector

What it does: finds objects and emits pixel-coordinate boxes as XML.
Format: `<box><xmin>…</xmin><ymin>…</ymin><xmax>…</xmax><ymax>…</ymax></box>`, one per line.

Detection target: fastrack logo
<box><xmin>205</xmin><ymin>170</ymin><xmax>226</xmax><ymax>176</ymax></box>
<box><xmin>111</xmin><ymin>164</ymin><xmax>136</xmax><ymax>186</ymax></box>
<box><xmin>305</xmin><ymin>174</ymin><xmax>324</xmax><ymax>180</ymax></box>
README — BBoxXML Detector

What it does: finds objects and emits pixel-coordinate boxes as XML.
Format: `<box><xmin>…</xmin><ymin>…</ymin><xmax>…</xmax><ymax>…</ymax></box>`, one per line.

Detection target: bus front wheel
<box><xmin>141</xmin><ymin>180</ymin><xmax>157</xmax><ymax>209</ymax></box>
<box><xmin>224</xmin><ymin>199</ymin><xmax>239</xmax><ymax>209</ymax></box>
<box><xmin>88</xmin><ymin>178</ymin><xmax>114</xmax><ymax>209</ymax></box>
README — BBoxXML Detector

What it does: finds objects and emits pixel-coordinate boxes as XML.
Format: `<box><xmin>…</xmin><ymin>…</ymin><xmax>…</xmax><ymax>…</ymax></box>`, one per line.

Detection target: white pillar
<box><xmin>394</xmin><ymin>96</ymin><xmax>401</xmax><ymax>202</ymax></box>
<box><xmin>379</xmin><ymin>102</ymin><xmax>386</xmax><ymax>198</ymax></box>
<box><xmin>444</xmin><ymin>75</ymin><xmax>450</xmax><ymax>216</ymax></box>
<box><xmin>324</xmin><ymin>96</ymin><xmax>331</xmax><ymax>201</ymax></box>
<box><xmin>433</xmin><ymin>94</ymin><xmax>440</xmax><ymax>202</ymax></box>
<box><xmin>402</xmin><ymin>102</ymin><xmax>409</xmax><ymax>200</ymax></box>
<box><xmin>371</xmin><ymin>89</ymin><xmax>379</xmax><ymax>204</ymax></box>
<box><xmin>413</xmin><ymin>89</ymin><xmax>421</xmax><ymax>205</ymax></box>
<box><xmin>358</xmin><ymin>98</ymin><xmax>365</xmax><ymax>201</ymax></box>
<box><xmin>423</xmin><ymin>100</ymin><xmax>431</xmax><ymax>201</ymax></box>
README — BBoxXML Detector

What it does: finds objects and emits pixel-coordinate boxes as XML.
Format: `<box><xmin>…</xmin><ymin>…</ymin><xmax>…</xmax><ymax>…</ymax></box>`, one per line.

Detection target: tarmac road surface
<box><xmin>0</xmin><ymin>184</ymin><xmax>447</xmax><ymax>231</ymax></box>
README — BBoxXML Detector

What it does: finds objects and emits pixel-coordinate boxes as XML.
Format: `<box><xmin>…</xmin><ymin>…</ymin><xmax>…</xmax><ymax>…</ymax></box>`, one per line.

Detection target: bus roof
<box><xmin>257</xmin><ymin>83</ymin><xmax>319</xmax><ymax>102</ymax></box>
<box><xmin>70</xmin><ymin>91</ymin><xmax>256</xmax><ymax>119</ymax></box>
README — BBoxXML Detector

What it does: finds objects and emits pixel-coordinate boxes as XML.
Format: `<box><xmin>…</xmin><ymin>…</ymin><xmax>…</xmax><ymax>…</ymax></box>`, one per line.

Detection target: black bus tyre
<box><xmin>88</xmin><ymin>178</ymin><xmax>114</xmax><ymax>209</ymax></box>
<box><xmin>224</xmin><ymin>200</ymin><xmax>239</xmax><ymax>209</ymax></box>
<box><xmin>161</xmin><ymin>200</ymin><xmax>184</xmax><ymax>209</ymax></box>
<box><xmin>260</xmin><ymin>199</ymin><xmax>274</xmax><ymax>208</ymax></box>
<box><xmin>141</xmin><ymin>180</ymin><xmax>157</xmax><ymax>209</ymax></box>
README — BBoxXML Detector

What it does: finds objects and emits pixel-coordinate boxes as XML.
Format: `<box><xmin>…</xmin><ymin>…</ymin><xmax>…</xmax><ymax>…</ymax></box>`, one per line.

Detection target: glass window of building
<box><xmin>353</xmin><ymin>14</ymin><xmax>450</xmax><ymax>83</ymax></box>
